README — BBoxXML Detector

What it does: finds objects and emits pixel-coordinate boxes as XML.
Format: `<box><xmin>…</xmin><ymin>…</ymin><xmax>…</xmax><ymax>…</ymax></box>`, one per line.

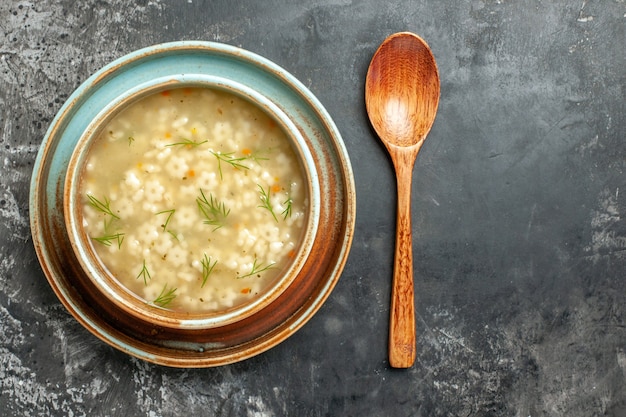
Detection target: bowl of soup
<box><xmin>30</xmin><ymin>41</ymin><xmax>355</xmax><ymax>367</ymax></box>
<box><xmin>65</xmin><ymin>80</ymin><xmax>320</xmax><ymax>329</ymax></box>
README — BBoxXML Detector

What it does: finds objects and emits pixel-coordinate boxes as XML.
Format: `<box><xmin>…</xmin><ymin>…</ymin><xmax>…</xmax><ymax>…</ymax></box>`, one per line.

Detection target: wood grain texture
<box><xmin>387</xmin><ymin>145</ymin><xmax>420</xmax><ymax>367</ymax></box>
<box><xmin>366</xmin><ymin>32</ymin><xmax>439</xmax><ymax>368</ymax></box>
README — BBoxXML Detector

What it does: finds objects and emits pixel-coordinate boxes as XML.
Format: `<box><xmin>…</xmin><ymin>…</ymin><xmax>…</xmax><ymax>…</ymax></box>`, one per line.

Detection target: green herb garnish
<box><xmin>210</xmin><ymin>151</ymin><xmax>250</xmax><ymax>179</ymax></box>
<box><xmin>87</xmin><ymin>194</ymin><xmax>120</xmax><ymax>220</ymax></box>
<box><xmin>200</xmin><ymin>253</ymin><xmax>218</xmax><ymax>288</ymax></box>
<box><xmin>196</xmin><ymin>189</ymin><xmax>230</xmax><ymax>230</ymax></box>
<box><xmin>166</xmin><ymin>138</ymin><xmax>208</xmax><ymax>148</ymax></box>
<box><xmin>246</xmin><ymin>150</ymin><xmax>269</xmax><ymax>165</ymax></box>
<box><xmin>239</xmin><ymin>258</ymin><xmax>276</xmax><ymax>279</ymax></box>
<box><xmin>92</xmin><ymin>233</ymin><xmax>125</xmax><ymax>249</ymax></box>
<box><xmin>153</xmin><ymin>284</ymin><xmax>177</xmax><ymax>307</ymax></box>
<box><xmin>128</xmin><ymin>136</ymin><xmax>135</xmax><ymax>146</ymax></box>
<box><xmin>136</xmin><ymin>259</ymin><xmax>152</xmax><ymax>285</ymax></box>
<box><xmin>156</xmin><ymin>209</ymin><xmax>175</xmax><ymax>232</ymax></box>
<box><xmin>257</xmin><ymin>184</ymin><xmax>278</xmax><ymax>222</ymax></box>
<box><xmin>282</xmin><ymin>196</ymin><xmax>293</xmax><ymax>219</ymax></box>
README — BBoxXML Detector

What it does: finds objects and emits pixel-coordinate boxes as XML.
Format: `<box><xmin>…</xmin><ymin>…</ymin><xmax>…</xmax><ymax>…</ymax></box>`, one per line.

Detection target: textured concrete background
<box><xmin>1</xmin><ymin>0</ymin><xmax>625</xmax><ymax>416</ymax></box>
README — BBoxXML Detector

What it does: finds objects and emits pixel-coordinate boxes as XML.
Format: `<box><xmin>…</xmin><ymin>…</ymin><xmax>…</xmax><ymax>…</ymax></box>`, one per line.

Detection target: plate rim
<box><xmin>29</xmin><ymin>40</ymin><xmax>356</xmax><ymax>367</ymax></box>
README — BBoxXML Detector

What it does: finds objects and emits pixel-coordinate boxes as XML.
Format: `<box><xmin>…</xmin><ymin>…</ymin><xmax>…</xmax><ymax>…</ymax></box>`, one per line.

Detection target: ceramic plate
<box><xmin>29</xmin><ymin>41</ymin><xmax>355</xmax><ymax>367</ymax></box>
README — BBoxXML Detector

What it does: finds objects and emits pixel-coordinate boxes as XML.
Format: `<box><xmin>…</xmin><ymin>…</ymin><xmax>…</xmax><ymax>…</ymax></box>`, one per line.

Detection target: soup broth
<box><xmin>80</xmin><ymin>87</ymin><xmax>308</xmax><ymax>313</ymax></box>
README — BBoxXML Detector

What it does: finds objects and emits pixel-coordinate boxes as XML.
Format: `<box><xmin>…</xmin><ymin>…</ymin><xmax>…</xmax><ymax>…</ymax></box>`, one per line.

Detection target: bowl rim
<box><xmin>29</xmin><ymin>40</ymin><xmax>356</xmax><ymax>367</ymax></box>
<box><xmin>63</xmin><ymin>75</ymin><xmax>322</xmax><ymax>330</ymax></box>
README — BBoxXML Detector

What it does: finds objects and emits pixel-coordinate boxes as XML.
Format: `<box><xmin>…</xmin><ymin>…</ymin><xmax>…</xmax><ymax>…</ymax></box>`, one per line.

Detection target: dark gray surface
<box><xmin>1</xmin><ymin>0</ymin><xmax>625</xmax><ymax>416</ymax></box>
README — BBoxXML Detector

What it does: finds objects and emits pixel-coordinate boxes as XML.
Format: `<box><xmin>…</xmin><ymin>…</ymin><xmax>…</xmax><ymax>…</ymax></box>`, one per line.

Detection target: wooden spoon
<box><xmin>365</xmin><ymin>32</ymin><xmax>440</xmax><ymax>368</ymax></box>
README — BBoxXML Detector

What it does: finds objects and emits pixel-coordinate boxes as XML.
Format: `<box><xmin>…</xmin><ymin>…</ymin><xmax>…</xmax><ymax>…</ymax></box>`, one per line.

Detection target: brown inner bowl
<box><xmin>64</xmin><ymin>81</ymin><xmax>320</xmax><ymax>333</ymax></box>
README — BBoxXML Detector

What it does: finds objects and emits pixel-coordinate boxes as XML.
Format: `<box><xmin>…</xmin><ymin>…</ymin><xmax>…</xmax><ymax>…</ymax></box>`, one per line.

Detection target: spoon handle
<box><xmin>389</xmin><ymin>148</ymin><xmax>418</xmax><ymax>368</ymax></box>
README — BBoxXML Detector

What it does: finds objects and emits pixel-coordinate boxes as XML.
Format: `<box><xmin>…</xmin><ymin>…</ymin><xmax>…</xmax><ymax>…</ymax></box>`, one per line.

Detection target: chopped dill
<box><xmin>136</xmin><ymin>259</ymin><xmax>152</xmax><ymax>285</ymax></box>
<box><xmin>210</xmin><ymin>151</ymin><xmax>250</xmax><ymax>179</ymax></box>
<box><xmin>156</xmin><ymin>209</ymin><xmax>175</xmax><ymax>232</ymax></box>
<box><xmin>153</xmin><ymin>284</ymin><xmax>177</xmax><ymax>307</ymax></box>
<box><xmin>196</xmin><ymin>189</ymin><xmax>230</xmax><ymax>230</ymax></box>
<box><xmin>92</xmin><ymin>233</ymin><xmax>125</xmax><ymax>249</ymax></box>
<box><xmin>166</xmin><ymin>138</ymin><xmax>208</xmax><ymax>148</ymax></box>
<box><xmin>246</xmin><ymin>150</ymin><xmax>269</xmax><ymax>165</ymax></box>
<box><xmin>87</xmin><ymin>194</ymin><xmax>120</xmax><ymax>220</ymax></box>
<box><xmin>200</xmin><ymin>253</ymin><xmax>218</xmax><ymax>288</ymax></box>
<box><xmin>257</xmin><ymin>184</ymin><xmax>278</xmax><ymax>222</ymax></box>
<box><xmin>238</xmin><ymin>258</ymin><xmax>276</xmax><ymax>279</ymax></box>
<box><xmin>282</xmin><ymin>196</ymin><xmax>293</xmax><ymax>219</ymax></box>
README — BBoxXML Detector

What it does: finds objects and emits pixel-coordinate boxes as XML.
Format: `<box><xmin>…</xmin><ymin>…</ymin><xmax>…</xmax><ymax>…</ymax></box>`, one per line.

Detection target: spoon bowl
<box><xmin>365</xmin><ymin>32</ymin><xmax>440</xmax><ymax>368</ymax></box>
